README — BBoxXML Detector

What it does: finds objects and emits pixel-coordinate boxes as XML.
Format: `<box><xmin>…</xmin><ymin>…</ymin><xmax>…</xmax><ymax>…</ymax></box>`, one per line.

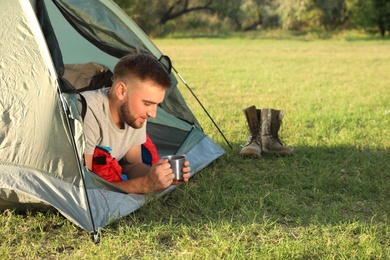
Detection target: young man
<box><xmin>82</xmin><ymin>53</ymin><xmax>191</xmax><ymax>194</ymax></box>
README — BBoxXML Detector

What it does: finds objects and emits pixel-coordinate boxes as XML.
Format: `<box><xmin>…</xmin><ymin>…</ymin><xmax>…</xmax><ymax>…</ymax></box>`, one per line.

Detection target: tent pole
<box><xmin>172</xmin><ymin>67</ymin><xmax>232</xmax><ymax>149</ymax></box>
<box><xmin>58</xmin><ymin>88</ymin><xmax>100</xmax><ymax>243</ymax></box>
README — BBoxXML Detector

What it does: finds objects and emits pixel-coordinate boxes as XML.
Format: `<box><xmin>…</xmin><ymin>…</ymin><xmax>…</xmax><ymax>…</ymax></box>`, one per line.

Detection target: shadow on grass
<box><xmin>130</xmin><ymin>143</ymin><xmax>389</xmax><ymax>229</ymax></box>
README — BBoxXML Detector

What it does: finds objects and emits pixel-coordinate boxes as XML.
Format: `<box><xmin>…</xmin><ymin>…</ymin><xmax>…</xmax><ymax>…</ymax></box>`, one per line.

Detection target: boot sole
<box><xmin>239</xmin><ymin>152</ymin><xmax>262</xmax><ymax>158</ymax></box>
<box><xmin>262</xmin><ymin>148</ymin><xmax>293</xmax><ymax>156</ymax></box>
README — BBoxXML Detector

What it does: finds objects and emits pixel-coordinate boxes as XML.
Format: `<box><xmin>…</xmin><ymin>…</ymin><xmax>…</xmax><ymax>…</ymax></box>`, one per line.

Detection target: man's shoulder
<box><xmin>80</xmin><ymin>88</ymin><xmax>109</xmax><ymax>107</ymax></box>
<box><xmin>80</xmin><ymin>87</ymin><xmax>109</xmax><ymax>99</ymax></box>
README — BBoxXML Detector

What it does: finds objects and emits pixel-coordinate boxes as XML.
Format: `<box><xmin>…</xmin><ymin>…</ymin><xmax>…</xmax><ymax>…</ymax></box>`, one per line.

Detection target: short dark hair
<box><xmin>113</xmin><ymin>52</ymin><xmax>171</xmax><ymax>89</ymax></box>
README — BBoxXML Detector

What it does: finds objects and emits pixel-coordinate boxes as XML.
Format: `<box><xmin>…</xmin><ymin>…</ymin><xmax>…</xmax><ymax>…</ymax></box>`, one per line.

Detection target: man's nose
<box><xmin>147</xmin><ymin>105</ymin><xmax>157</xmax><ymax>118</ymax></box>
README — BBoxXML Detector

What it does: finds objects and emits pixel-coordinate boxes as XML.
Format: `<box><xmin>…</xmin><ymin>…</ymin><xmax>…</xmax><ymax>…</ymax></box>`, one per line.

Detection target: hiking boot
<box><xmin>260</xmin><ymin>108</ymin><xmax>293</xmax><ymax>156</ymax></box>
<box><xmin>240</xmin><ymin>105</ymin><xmax>262</xmax><ymax>157</ymax></box>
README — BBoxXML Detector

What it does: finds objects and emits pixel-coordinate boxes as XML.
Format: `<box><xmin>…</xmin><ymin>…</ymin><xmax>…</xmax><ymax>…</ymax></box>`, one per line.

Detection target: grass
<box><xmin>1</xmin><ymin>35</ymin><xmax>390</xmax><ymax>259</ymax></box>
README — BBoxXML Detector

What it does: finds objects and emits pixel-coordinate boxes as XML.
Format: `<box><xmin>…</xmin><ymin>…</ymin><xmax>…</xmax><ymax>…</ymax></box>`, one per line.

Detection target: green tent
<box><xmin>0</xmin><ymin>0</ymin><xmax>225</xmax><ymax>241</ymax></box>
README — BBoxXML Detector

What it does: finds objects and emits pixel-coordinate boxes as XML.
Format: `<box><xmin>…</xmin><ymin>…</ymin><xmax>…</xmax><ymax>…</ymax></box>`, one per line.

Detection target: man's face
<box><xmin>120</xmin><ymin>79</ymin><xmax>166</xmax><ymax>129</ymax></box>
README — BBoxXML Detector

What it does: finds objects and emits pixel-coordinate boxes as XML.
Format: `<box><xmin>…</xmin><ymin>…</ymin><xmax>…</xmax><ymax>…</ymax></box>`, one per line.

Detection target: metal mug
<box><xmin>161</xmin><ymin>155</ymin><xmax>185</xmax><ymax>181</ymax></box>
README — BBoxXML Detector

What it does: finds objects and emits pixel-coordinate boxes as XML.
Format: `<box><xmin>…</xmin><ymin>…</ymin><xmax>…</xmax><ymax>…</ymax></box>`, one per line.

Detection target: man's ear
<box><xmin>115</xmin><ymin>82</ymin><xmax>127</xmax><ymax>101</ymax></box>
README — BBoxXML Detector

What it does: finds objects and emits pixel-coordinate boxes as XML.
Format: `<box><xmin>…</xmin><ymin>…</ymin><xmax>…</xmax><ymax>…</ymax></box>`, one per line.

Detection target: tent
<box><xmin>0</xmin><ymin>0</ymin><xmax>225</xmax><ymax>241</ymax></box>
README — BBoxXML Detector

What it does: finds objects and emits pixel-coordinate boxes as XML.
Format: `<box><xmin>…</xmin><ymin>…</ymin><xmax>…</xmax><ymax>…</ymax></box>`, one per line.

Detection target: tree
<box><xmin>114</xmin><ymin>0</ymin><xmax>215</xmax><ymax>35</ymax></box>
<box><xmin>276</xmin><ymin>0</ymin><xmax>312</xmax><ymax>30</ymax></box>
<box><xmin>372</xmin><ymin>0</ymin><xmax>390</xmax><ymax>36</ymax></box>
<box><xmin>114</xmin><ymin>0</ymin><xmax>279</xmax><ymax>34</ymax></box>
<box><xmin>159</xmin><ymin>0</ymin><xmax>213</xmax><ymax>24</ymax></box>
<box><xmin>349</xmin><ymin>0</ymin><xmax>390</xmax><ymax>36</ymax></box>
<box><xmin>311</xmin><ymin>0</ymin><xmax>348</xmax><ymax>30</ymax></box>
<box><xmin>212</xmin><ymin>0</ymin><xmax>280</xmax><ymax>31</ymax></box>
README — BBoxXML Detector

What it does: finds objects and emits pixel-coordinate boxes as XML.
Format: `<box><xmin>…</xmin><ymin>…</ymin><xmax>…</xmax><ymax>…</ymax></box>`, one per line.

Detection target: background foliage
<box><xmin>114</xmin><ymin>0</ymin><xmax>390</xmax><ymax>37</ymax></box>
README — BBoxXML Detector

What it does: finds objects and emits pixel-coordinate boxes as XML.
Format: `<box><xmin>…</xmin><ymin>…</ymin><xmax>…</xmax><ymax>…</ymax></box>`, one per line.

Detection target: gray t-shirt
<box><xmin>82</xmin><ymin>87</ymin><xmax>146</xmax><ymax>160</ymax></box>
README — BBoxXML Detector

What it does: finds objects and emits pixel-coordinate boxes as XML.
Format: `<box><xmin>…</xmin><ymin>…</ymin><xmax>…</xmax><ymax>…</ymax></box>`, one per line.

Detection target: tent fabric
<box><xmin>0</xmin><ymin>0</ymin><xmax>225</xmax><ymax>235</ymax></box>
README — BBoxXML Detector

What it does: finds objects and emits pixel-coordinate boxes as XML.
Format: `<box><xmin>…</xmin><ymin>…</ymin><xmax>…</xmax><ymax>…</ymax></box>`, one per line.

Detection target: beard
<box><xmin>120</xmin><ymin>100</ymin><xmax>143</xmax><ymax>129</ymax></box>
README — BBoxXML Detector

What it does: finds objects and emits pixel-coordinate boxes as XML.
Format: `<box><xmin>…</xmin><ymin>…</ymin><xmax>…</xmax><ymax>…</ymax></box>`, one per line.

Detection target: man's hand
<box><xmin>181</xmin><ymin>160</ymin><xmax>191</xmax><ymax>182</ymax></box>
<box><xmin>147</xmin><ymin>158</ymin><xmax>191</xmax><ymax>190</ymax></box>
<box><xmin>146</xmin><ymin>159</ymin><xmax>175</xmax><ymax>191</ymax></box>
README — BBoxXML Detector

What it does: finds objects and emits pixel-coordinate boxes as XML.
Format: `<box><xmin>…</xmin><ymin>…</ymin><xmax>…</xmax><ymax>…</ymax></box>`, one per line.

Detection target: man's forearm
<box><xmin>121</xmin><ymin>162</ymin><xmax>149</xmax><ymax>180</ymax></box>
<box><xmin>112</xmin><ymin>176</ymin><xmax>151</xmax><ymax>194</ymax></box>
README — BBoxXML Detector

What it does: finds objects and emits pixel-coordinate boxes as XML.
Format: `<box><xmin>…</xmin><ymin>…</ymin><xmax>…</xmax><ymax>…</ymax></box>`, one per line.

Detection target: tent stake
<box><xmin>173</xmin><ymin>67</ymin><xmax>232</xmax><ymax>149</ymax></box>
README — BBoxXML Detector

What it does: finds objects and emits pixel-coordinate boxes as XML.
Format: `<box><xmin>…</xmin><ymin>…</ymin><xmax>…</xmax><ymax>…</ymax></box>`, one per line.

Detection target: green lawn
<box><xmin>1</xmin><ymin>36</ymin><xmax>389</xmax><ymax>259</ymax></box>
